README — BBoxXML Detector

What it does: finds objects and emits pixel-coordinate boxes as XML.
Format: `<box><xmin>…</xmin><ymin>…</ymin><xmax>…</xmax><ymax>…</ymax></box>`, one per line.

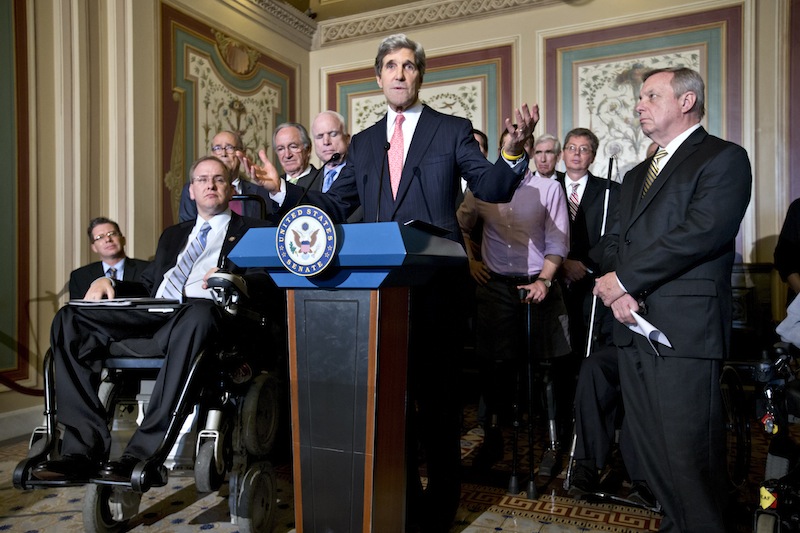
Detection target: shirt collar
<box><xmin>102</xmin><ymin>258</ymin><xmax>125</xmax><ymax>270</ymax></box>
<box><xmin>388</xmin><ymin>102</ymin><xmax>423</xmax><ymax>125</ymax></box>
<box><xmin>663</xmin><ymin>123</ymin><xmax>702</xmax><ymax>155</ymax></box>
<box><xmin>196</xmin><ymin>210</ymin><xmax>232</xmax><ymax>233</ymax></box>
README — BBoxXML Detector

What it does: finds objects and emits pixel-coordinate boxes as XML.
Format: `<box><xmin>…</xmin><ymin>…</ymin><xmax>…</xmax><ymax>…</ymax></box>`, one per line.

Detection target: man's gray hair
<box><xmin>643</xmin><ymin>67</ymin><xmax>706</xmax><ymax>120</ymax></box>
<box><xmin>273</xmin><ymin>122</ymin><xmax>312</xmax><ymax>149</ymax></box>
<box><xmin>374</xmin><ymin>33</ymin><xmax>426</xmax><ymax>81</ymax></box>
<box><xmin>534</xmin><ymin>133</ymin><xmax>562</xmax><ymax>154</ymax></box>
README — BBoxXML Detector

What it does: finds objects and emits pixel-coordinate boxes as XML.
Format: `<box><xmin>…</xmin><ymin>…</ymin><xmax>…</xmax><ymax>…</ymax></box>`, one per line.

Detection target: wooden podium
<box><xmin>229</xmin><ymin>222</ymin><xmax>466</xmax><ymax>533</ymax></box>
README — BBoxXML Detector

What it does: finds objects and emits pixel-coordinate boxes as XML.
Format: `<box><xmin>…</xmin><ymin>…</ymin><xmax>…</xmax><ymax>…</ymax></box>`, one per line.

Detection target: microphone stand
<box><xmin>376</xmin><ymin>142</ymin><xmax>390</xmax><ymax>222</ymax></box>
<box><xmin>295</xmin><ymin>152</ymin><xmax>341</xmax><ymax>207</ymax></box>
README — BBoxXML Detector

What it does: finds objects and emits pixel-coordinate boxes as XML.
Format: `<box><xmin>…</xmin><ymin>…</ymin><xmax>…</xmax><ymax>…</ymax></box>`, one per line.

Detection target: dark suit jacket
<box><xmin>114</xmin><ymin>213</ymin><xmax>272</xmax><ymax>301</ymax></box>
<box><xmin>292</xmin><ymin>166</ymin><xmax>321</xmax><ymax>192</ymax></box>
<box><xmin>69</xmin><ymin>257</ymin><xmax>151</xmax><ymax>299</ymax></box>
<box><xmin>603</xmin><ymin>127</ymin><xmax>751</xmax><ymax>358</ymax></box>
<box><xmin>557</xmin><ymin>172</ymin><xmax>620</xmax><ymax>274</ymax></box>
<box><xmin>179</xmin><ymin>179</ymin><xmax>275</xmax><ymax>223</ymax></box>
<box><xmin>282</xmin><ymin>105</ymin><xmax>525</xmax><ymax>242</ymax></box>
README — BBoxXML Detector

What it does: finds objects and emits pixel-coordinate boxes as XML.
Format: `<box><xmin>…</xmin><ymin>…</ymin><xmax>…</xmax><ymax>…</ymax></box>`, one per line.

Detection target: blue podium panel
<box><xmin>228</xmin><ymin>222</ymin><xmax>466</xmax><ymax>289</ymax></box>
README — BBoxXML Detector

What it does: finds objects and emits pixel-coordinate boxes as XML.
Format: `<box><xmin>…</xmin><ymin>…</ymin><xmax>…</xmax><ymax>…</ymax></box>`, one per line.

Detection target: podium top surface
<box><xmin>228</xmin><ymin>221</ymin><xmax>466</xmax><ymax>289</ymax></box>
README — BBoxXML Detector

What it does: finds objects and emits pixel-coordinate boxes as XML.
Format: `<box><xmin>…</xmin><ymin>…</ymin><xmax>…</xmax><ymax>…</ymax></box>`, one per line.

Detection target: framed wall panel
<box><xmin>161</xmin><ymin>3</ymin><xmax>298</xmax><ymax>225</ymax></box>
<box><xmin>1</xmin><ymin>0</ymin><xmax>31</xmax><ymax>383</ymax></box>
<box><xmin>544</xmin><ymin>5</ymin><xmax>743</xmax><ymax>181</ymax></box>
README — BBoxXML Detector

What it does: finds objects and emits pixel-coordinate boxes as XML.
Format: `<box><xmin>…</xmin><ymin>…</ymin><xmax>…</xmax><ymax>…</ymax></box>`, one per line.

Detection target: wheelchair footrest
<box><xmin>18</xmin><ymin>478</ymin><xmax>89</xmax><ymax>489</ymax></box>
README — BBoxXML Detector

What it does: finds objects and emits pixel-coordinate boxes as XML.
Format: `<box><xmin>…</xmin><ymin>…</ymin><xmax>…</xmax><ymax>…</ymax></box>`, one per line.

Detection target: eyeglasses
<box><xmin>211</xmin><ymin>144</ymin><xmax>240</xmax><ymax>154</ymax></box>
<box><xmin>565</xmin><ymin>145</ymin><xmax>593</xmax><ymax>154</ymax></box>
<box><xmin>92</xmin><ymin>230</ymin><xmax>122</xmax><ymax>242</ymax></box>
<box><xmin>191</xmin><ymin>176</ymin><xmax>228</xmax><ymax>186</ymax></box>
<box><xmin>275</xmin><ymin>143</ymin><xmax>304</xmax><ymax>155</ymax></box>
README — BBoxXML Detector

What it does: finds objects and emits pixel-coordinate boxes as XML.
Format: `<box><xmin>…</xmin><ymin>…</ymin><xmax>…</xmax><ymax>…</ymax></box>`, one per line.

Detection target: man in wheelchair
<box><xmin>31</xmin><ymin>155</ymin><xmax>277</xmax><ymax>485</ymax></box>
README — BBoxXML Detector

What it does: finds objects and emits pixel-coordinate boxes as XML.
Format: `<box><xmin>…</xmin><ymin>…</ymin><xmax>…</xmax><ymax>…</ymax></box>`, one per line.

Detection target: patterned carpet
<box><xmin>0</xmin><ymin>402</ymin><xmax>768</xmax><ymax>532</ymax></box>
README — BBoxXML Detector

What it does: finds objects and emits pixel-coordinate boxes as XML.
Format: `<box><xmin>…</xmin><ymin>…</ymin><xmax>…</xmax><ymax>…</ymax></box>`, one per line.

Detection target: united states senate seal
<box><xmin>276</xmin><ymin>206</ymin><xmax>337</xmax><ymax>276</ymax></box>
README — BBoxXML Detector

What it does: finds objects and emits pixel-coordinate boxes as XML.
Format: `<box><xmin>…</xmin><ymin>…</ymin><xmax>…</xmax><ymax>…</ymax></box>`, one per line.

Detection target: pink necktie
<box><xmin>389</xmin><ymin>114</ymin><xmax>405</xmax><ymax>199</ymax></box>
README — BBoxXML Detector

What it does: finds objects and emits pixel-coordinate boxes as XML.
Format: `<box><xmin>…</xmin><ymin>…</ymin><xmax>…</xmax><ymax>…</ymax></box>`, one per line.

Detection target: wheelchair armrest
<box><xmin>207</xmin><ymin>272</ymin><xmax>249</xmax><ymax>298</ymax></box>
<box><xmin>208</xmin><ymin>272</ymin><xmax>264</xmax><ymax>323</ymax></box>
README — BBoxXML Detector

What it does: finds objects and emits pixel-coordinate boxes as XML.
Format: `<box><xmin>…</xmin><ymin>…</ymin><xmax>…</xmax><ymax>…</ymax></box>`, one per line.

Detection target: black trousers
<box><xmin>573</xmin><ymin>344</ymin><xmax>640</xmax><ymax>478</ymax></box>
<box><xmin>618</xmin><ymin>342</ymin><xmax>727</xmax><ymax>532</ymax></box>
<box><xmin>404</xmin><ymin>269</ymin><xmax>466</xmax><ymax>533</ymax></box>
<box><xmin>50</xmin><ymin>300</ymin><xmax>226</xmax><ymax>461</ymax></box>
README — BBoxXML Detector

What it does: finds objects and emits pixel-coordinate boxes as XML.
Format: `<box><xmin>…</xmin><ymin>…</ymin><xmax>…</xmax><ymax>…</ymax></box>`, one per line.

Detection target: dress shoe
<box><xmin>32</xmin><ymin>454</ymin><xmax>99</xmax><ymax>482</ymax></box>
<box><xmin>567</xmin><ymin>462</ymin><xmax>599</xmax><ymax>499</ymax></box>
<box><xmin>97</xmin><ymin>455</ymin><xmax>141</xmax><ymax>483</ymax></box>
<box><xmin>628</xmin><ymin>481</ymin><xmax>659</xmax><ymax>510</ymax></box>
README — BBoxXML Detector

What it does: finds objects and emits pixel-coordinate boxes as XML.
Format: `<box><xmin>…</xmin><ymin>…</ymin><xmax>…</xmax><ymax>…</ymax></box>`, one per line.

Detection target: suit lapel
<box><xmin>628</xmin><ymin>127</ymin><xmax>707</xmax><ymax>226</ymax></box>
<box><xmin>122</xmin><ymin>260</ymin><xmax>134</xmax><ymax>281</ymax></box>
<box><xmin>366</xmin><ymin>116</ymin><xmax>390</xmax><ymax>217</ymax></box>
<box><xmin>391</xmin><ymin>106</ymin><xmax>439</xmax><ymax>217</ymax></box>
<box><xmin>221</xmin><ymin>213</ymin><xmax>246</xmax><ymax>265</ymax></box>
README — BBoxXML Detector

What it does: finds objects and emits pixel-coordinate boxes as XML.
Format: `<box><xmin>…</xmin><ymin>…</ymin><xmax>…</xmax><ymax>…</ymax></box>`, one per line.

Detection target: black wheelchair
<box><xmin>13</xmin><ymin>272</ymin><xmax>284</xmax><ymax>533</ymax></box>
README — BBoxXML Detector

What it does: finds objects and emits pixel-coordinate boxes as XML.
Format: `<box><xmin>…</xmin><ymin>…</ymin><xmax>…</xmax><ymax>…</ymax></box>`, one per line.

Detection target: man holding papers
<box><xmin>593</xmin><ymin>68</ymin><xmax>751</xmax><ymax>533</ymax></box>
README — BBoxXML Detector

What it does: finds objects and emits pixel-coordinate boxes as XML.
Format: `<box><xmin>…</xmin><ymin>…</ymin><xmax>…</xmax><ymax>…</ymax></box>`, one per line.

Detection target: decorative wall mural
<box><xmin>544</xmin><ymin>5</ymin><xmax>743</xmax><ymax>182</ymax></box>
<box><xmin>161</xmin><ymin>3</ymin><xmax>297</xmax><ymax>225</ymax></box>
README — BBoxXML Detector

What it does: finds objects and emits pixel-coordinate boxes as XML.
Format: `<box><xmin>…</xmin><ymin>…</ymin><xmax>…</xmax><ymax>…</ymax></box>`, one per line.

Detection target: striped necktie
<box><xmin>162</xmin><ymin>222</ymin><xmax>211</xmax><ymax>302</ymax></box>
<box><xmin>105</xmin><ymin>267</ymin><xmax>117</xmax><ymax>280</ymax></box>
<box><xmin>642</xmin><ymin>148</ymin><xmax>667</xmax><ymax>197</ymax></box>
<box><xmin>568</xmin><ymin>183</ymin><xmax>580</xmax><ymax>221</ymax></box>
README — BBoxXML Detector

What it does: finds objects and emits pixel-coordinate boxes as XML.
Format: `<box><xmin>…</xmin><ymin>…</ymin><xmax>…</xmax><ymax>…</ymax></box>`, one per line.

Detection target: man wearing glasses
<box><xmin>68</xmin><ymin>217</ymin><xmax>150</xmax><ymax>299</ymax></box>
<box><xmin>179</xmin><ymin>130</ymin><xmax>273</xmax><ymax>222</ymax></box>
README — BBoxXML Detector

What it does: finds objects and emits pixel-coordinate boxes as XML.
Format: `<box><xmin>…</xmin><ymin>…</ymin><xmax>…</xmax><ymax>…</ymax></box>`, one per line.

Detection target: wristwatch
<box><xmin>536</xmin><ymin>277</ymin><xmax>552</xmax><ymax>289</ymax></box>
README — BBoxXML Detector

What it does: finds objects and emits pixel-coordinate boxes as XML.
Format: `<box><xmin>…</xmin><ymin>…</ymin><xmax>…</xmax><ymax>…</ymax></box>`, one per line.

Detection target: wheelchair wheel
<box><xmin>720</xmin><ymin>364</ymin><xmax>751</xmax><ymax>491</ymax></box>
<box><xmin>232</xmin><ymin>461</ymin><xmax>276</xmax><ymax>533</ymax></box>
<box><xmin>82</xmin><ymin>484</ymin><xmax>129</xmax><ymax>533</ymax></box>
<box><xmin>242</xmin><ymin>373</ymin><xmax>280</xmax><ymax>457</ymax></box>
<box><xmin>755</xmin><ymin>511</ymin><xmax>778</xmax><ymax>533</ymax></box>
<box><xmin>195</xmin><ymin>440</ymin><xmax>225</xmax><ymax>493</ymax></box>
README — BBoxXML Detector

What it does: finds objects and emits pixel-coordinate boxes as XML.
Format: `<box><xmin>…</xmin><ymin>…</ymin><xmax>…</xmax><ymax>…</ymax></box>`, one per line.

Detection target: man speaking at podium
<box><xmin>241</xmin><ymin>34</ymin><xmax>539</xmax><ymax>532</ymax></box>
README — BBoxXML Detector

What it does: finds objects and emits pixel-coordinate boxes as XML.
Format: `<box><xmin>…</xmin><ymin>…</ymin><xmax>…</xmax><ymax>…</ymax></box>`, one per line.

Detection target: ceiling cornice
<box><xmin>242</xmin><ymin>0</ymin><xmax>317</xmax><ymax>47</ymax></box>
<box><xmin>315</xmin><ymin>0</ymin><xmax>562</xmax><ymax>48</ymax></box>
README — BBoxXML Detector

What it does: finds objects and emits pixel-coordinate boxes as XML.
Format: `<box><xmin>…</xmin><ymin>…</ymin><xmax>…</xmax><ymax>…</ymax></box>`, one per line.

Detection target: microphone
<box><xmin>295</xmin><ymin>152</ymin><xmax>341</xmax><ymax>207</ymax></box>
<box><xmin>410</xmin><ymin>167</ymin><xmax>433</xmax><ymax>222</ymax></box>
<box><xmin>375</xmin><ymin>142</ymin><xmax>391</xmax><ymax>222</ymax></box>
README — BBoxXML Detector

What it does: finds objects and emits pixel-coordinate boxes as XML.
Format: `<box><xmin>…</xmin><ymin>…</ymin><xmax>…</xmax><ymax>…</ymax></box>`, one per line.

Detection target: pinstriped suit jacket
<box><xmin>283</xmin><ymin>105</ymin><xmax>525</xmax><ymax>243</ymax></box>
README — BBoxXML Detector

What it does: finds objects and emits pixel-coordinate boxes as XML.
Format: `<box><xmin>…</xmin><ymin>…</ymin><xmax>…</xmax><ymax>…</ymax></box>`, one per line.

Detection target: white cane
<box><xmin>564</xmin><ymin>155</ymin><xmax>615</xmax><ymax>490</ymax></box>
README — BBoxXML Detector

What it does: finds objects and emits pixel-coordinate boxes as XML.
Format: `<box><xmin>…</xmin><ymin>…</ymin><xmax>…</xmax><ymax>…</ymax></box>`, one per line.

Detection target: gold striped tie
<box><xmin>642</xmin><ymin>148</ymin><xmax>667</xmax><ymax>197</ymax></box>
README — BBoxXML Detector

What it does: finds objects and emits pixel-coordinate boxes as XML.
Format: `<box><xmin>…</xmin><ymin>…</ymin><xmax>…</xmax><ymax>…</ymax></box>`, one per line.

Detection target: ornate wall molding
<box><xmin>246</xmin><ymin>0</ymin><xmax>317</xmax><ymax>41</ymax></box>
<box><xmin>315</xmin><ymin>0</ymin><xmax>560</xmax><ymax>47</ymax></box>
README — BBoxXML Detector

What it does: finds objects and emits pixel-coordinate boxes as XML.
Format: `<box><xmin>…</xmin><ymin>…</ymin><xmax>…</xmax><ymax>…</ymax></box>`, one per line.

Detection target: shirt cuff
<box><xmin>269</xmin><ymin>178</ymin><xmax>287</xmax><ymax>206</ymax></box>
<box><xmin>502</xmin><ymin>154</ymin><xmax>529</xmax><ymax>172</ymax></box>
<box><xmin>616</xmin><ymin>276</ymin><xmax>627</xmax><ymax>293</ymax></box>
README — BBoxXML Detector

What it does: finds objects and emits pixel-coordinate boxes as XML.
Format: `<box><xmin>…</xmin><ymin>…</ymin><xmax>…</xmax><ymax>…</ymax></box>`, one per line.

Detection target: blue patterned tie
<box><xmin>162</xmin><ymin>222</ymin><xmax>211</xmax><ymax>302</ymax></box>
<box><xmin>322</xmin><ymin>168</ymin><xmax>337</xmax><ymax>193</ymax></box>
<box><xmin>105</xmin><ymin>267</ymin><xmax>117</xmax><ymax>280</ymax></box>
